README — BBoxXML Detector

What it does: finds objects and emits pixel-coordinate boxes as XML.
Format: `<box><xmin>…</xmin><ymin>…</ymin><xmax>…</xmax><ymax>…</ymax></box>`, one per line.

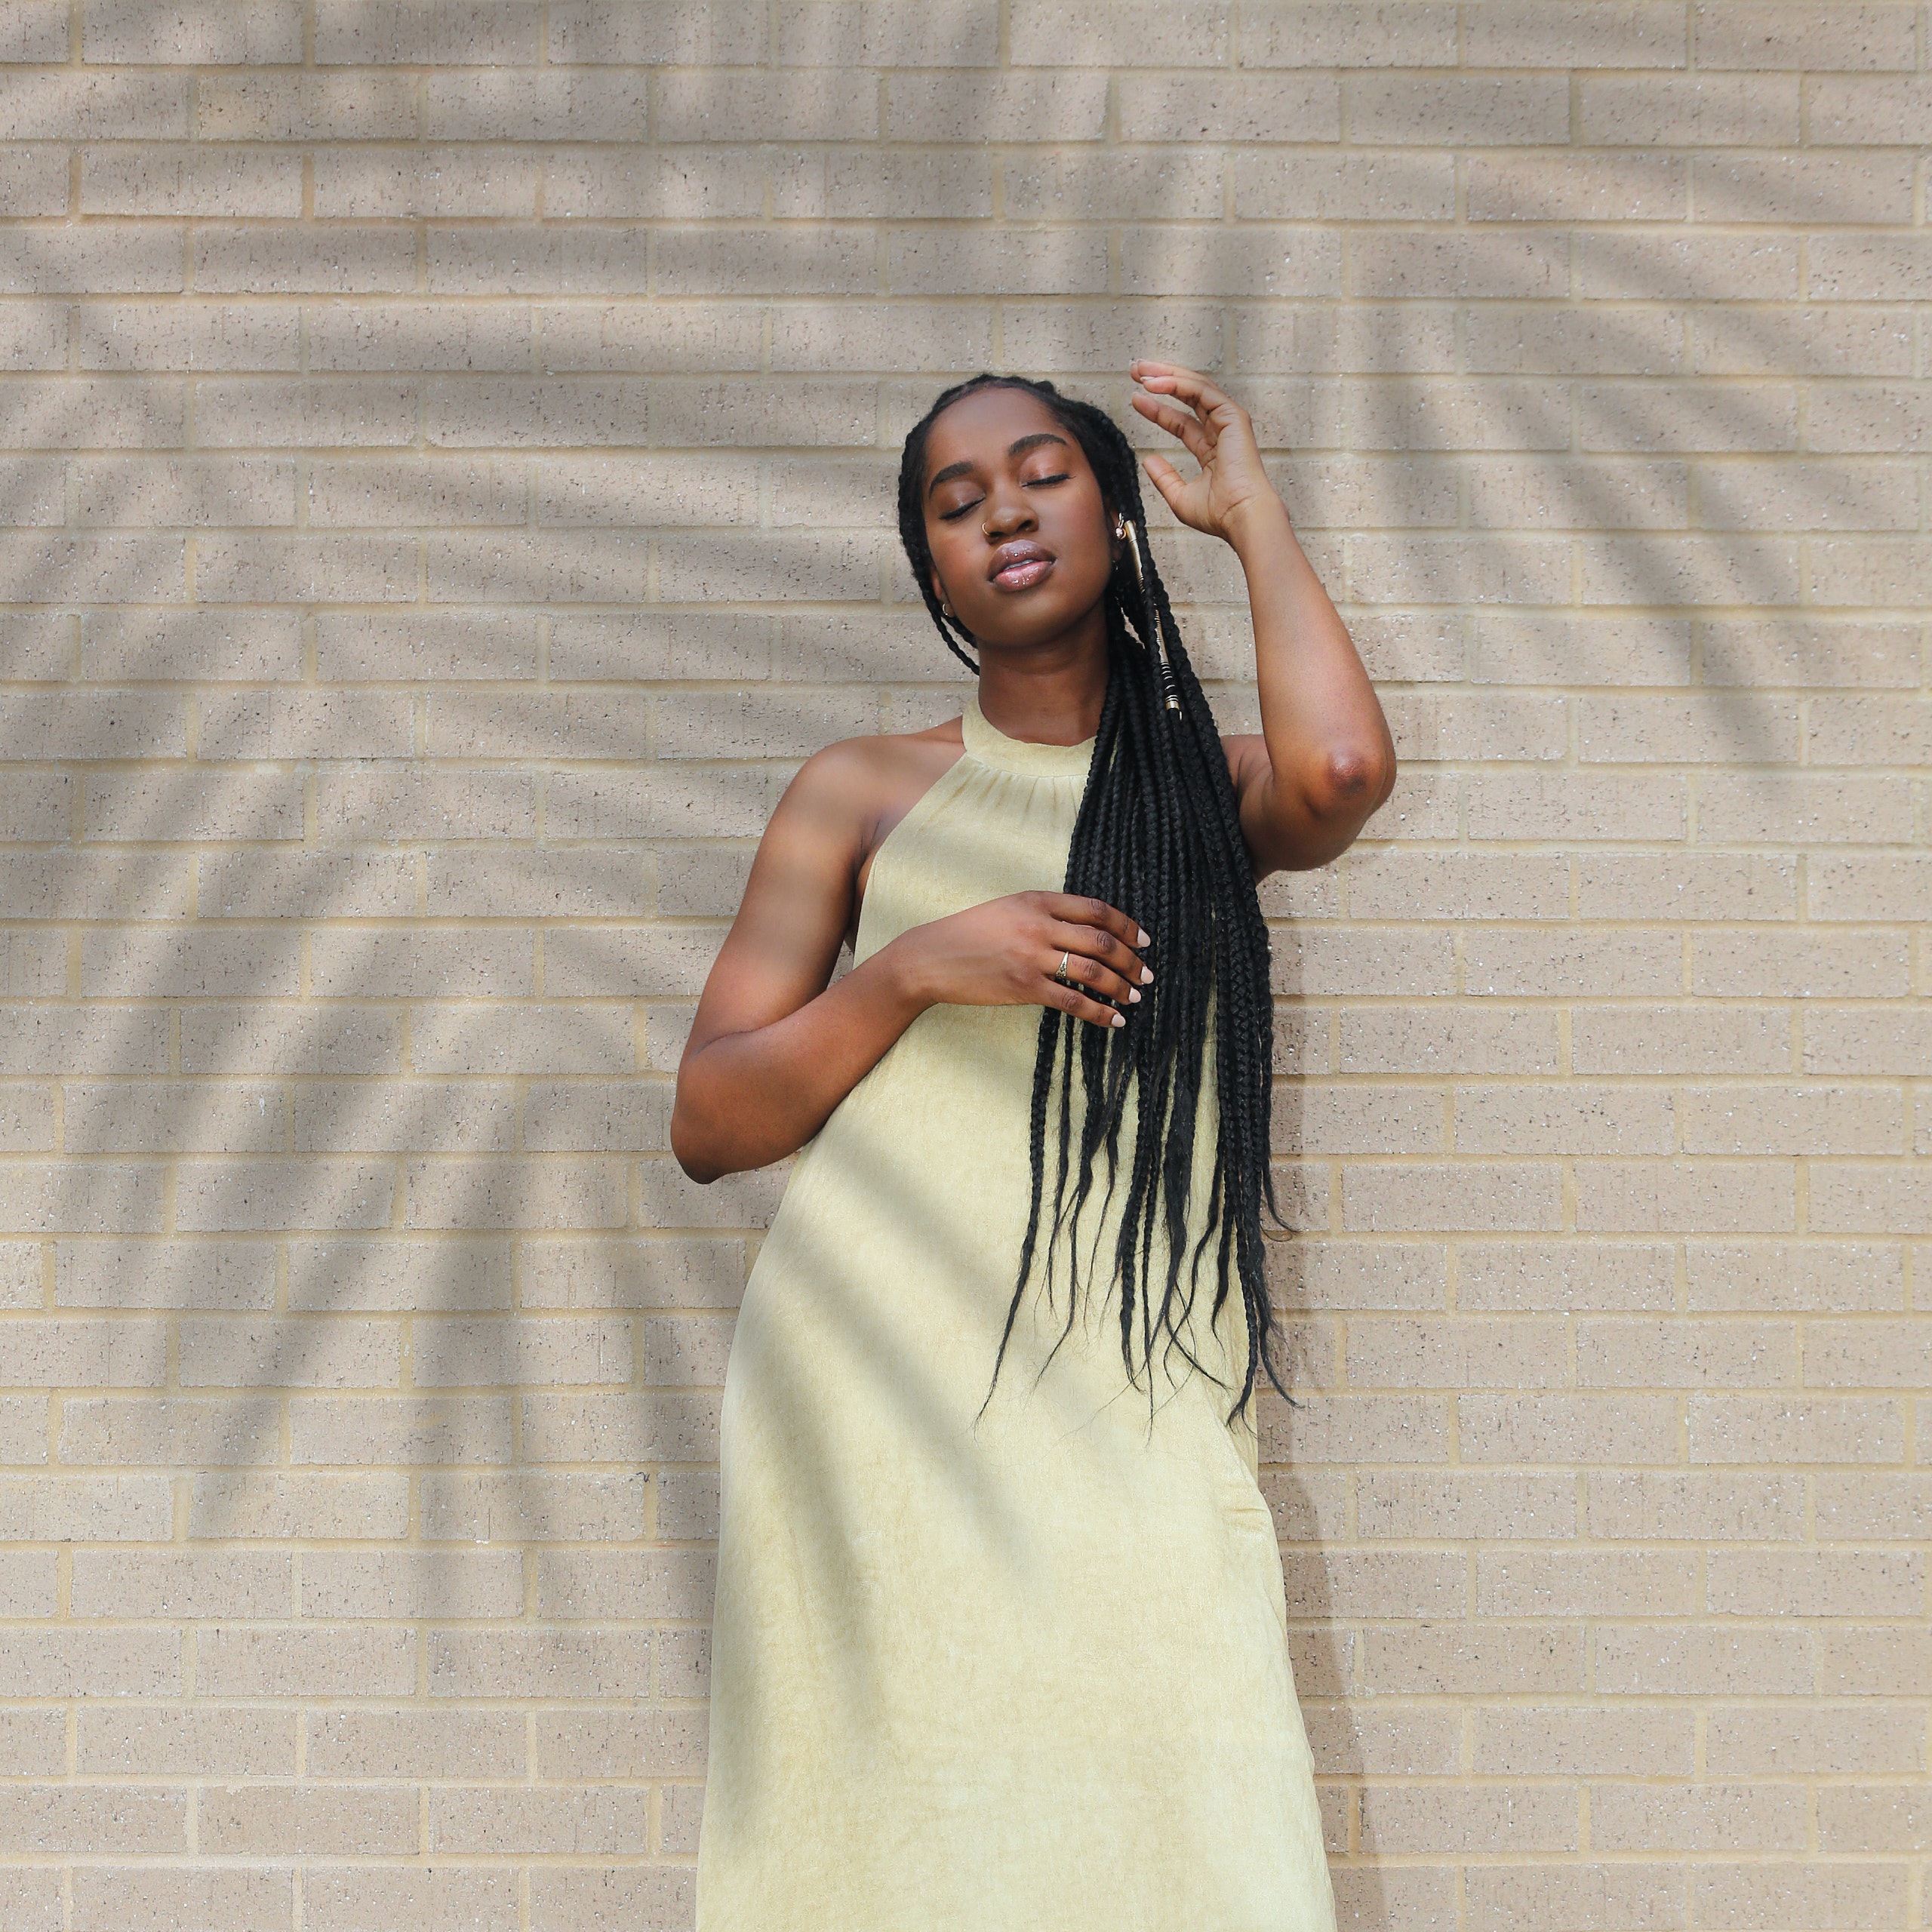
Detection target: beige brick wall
<box><xmin>0</xmin><ymin>0</ymin><xmax>1926</xmax><ymax>1922</ymax></box>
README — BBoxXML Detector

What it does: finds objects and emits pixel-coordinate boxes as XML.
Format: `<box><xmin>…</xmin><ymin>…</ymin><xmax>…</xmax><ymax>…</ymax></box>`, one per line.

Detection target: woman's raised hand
<box><xmin>891</xmin><ymin>891</ymin><xmax>1153</xmax><ymax>1031</ymax></box>
<box><xmin>1128</xmin><ymin>358</ymin><xmax>1282</xmax><ymax>547</ymax></box>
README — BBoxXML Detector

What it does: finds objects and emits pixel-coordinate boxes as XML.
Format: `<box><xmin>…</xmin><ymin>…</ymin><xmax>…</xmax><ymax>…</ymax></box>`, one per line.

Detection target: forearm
<box><xmin>671</xmin><ymin>937</ymin><xmax>931</xmax><ymax>1183</ymax></box>
<box><xmin>1229</xmin><ymin>497</ymin><xmax>1396</xmax><ymax>831</ymax></box>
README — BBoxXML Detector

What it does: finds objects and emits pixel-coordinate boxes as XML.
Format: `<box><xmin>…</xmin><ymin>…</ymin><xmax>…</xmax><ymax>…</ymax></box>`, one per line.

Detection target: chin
<box><xmin>968</xmin><ymin>589</ymin><xmax>1098</xmax><ymax>650</ymax></box>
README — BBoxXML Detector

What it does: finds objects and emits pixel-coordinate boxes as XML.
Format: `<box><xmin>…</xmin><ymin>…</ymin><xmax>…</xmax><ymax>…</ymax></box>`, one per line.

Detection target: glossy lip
<box><xmin>988</xmin><ymin>539</ymin><xmax>1055</xmax><ymax>589</ymax></box>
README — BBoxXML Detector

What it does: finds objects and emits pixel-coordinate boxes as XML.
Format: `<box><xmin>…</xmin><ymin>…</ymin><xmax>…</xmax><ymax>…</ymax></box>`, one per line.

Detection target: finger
<box><xmin>1130</xmin><ymin>358</ymin><xmax>1208</xmax><ymax>389</ymax></box>
<box><xmin>1043</xmin><ymin>894</ymin><xmax>1150</xmax><ymax>952</ymax></box>
<box><xmin>1046</xmin><ymin>916</ymin><xmax>1154</xmax><ymax>986</ymax></box>
<box><xmin>1140</xmin><ymin>451</ymin><xmax>1188</xmax><ymax>514</ymax></box>
<box><xmin>1134</xmin><ymin>361</ymin><xmax>1240</xmax><ymax>419</ymax></box>
<box><xmin>1131</xmin><ymin>391</ymin><xmax>1215</xmax><ymax>466</ymax></box>
<box><xmin>1043</xmin><ymin>977</ymin><xmax>1128</xmax><ymax>1030</ymax></box>
<box><xmin>1042</xmin><ymin>939</ymin><xmax>1143</xmax><ymax>1008</ymax></box>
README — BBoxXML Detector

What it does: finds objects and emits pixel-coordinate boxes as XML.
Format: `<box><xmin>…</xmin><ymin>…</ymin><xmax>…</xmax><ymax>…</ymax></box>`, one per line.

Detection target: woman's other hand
<box><xmin>891</xmin><ymin>891</ymin><xmax>1152</xmax><ymax>1032</ymax></box>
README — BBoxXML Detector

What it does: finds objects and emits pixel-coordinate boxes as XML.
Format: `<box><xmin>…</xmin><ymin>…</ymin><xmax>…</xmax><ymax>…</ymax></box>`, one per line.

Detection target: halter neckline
<box><xmin>959</xmin><ymin>690</ymin><xmax>1096</xmax><ymax>781</ymax></box>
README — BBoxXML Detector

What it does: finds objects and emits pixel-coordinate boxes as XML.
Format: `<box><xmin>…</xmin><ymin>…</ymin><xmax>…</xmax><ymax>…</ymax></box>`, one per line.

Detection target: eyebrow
<box><xmin>925</xmin><ymin>430</ymin><xmax>1070</xmax><ymax>498</ymax></box>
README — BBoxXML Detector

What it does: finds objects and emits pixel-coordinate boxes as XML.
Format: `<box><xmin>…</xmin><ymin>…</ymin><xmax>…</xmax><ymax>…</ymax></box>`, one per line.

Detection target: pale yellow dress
<box><xmin>695</xmin><ymin>693</ymin><xmax>1337</xmax><ymax>1930</ymax></box>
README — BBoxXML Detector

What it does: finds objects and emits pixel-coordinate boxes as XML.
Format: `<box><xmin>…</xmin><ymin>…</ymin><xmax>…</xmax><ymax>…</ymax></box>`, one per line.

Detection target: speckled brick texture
<box><xmin>0</xmin><ymin>2</ymin><xmax>1925</xmax><ymax>1924</ymax></box>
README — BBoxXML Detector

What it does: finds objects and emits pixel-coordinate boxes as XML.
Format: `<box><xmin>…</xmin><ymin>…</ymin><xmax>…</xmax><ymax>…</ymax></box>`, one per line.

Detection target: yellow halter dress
<box><xmin>695</xmin><ymin>691</ymin><xmax>1337</xmax><ymax>1931</ymax></box>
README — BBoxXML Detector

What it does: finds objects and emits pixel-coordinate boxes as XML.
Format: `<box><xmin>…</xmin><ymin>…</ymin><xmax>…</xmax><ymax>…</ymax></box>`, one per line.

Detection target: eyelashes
<box><xmin>937</xmin><ymin>472</ymin><xmax>1072</xmax><ymax>521</ymax></box>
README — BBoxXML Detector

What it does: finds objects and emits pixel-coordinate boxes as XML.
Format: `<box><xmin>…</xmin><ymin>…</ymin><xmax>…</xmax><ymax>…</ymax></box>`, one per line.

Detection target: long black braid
<box><xmin>894</xmin><ymin>373</ymin><xmax>1303</xmax><ymax>1429</ymax></box>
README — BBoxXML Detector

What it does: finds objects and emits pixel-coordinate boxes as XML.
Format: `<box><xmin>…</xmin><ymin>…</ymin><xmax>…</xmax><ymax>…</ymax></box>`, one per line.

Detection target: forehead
<box><xmin>920</xmin><ymin>385</ymin><xmax>1085</xmax><ymax>488</ymax></box>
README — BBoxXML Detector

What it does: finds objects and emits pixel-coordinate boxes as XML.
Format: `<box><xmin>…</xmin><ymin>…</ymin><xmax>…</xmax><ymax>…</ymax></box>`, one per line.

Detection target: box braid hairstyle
<box><xmin>895</xmin><ymin>372</ymin><xmax>1301</xmax><ymax>1430</ymax></box>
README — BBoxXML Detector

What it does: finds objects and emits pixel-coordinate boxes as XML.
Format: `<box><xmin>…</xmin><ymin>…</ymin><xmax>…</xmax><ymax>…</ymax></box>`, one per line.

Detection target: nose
<box><xmin>978</xmin><ymin>478</ymin><xmax>1036</xmax><ymax>540</ymax></box>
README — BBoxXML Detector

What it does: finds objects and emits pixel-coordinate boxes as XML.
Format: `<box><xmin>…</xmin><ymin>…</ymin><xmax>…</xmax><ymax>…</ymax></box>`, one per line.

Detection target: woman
<box><xmin>674</xmin><ymin>362</ymin><xmax>1394</xmax><ymax>1930</ymax></box>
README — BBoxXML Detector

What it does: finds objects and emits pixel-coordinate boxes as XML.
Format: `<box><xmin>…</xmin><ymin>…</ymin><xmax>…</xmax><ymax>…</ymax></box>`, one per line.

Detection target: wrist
<box><xmin>1223</xmin><ymin>491</ymin><xmax>1295</xmax><ymax>560</ymax></box>
<box><xmin>872</xmin><ymin>931</ymin><xmax>937</xmax><ymax>1017</ymax></box>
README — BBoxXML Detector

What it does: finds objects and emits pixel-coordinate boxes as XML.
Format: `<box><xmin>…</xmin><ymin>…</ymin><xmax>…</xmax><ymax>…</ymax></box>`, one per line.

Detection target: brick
<box><xmin>1578</xmin><ymin>75</ymin><xmax>1799</xmax><ymax>145</ymax></box>
<box><xmin>0</xmin><ymin>299</ymin><xmax>64</xmax><ymax>367</ymax></box>
<box><xmin>81</xmin><ymin>146</ymin><xmax>301</xmax><ymax>220</ymax></box>
<box><xmin>1463</xmin><ymin>931</ymin><xmax>1682</xmax><ymax>1000</ymax></box>
<box><xmin>1464</xmin><ymin>3</ymin><xmax>1687</xmax><ymax>67</ymax></box>
<box><xmin>1695</xmin><ymin>460</ymin><xmax>1916</xmax><ymax>534</ymax></box>
<box><xmin>0</xmin><ymin>72</ymin><xmax>188</xmax><ymax>140</ymax></box>
<box><xmin>1696</xmin><ymin>774</ymin><xmax>1912</xmax><ymax>846</ymax></box>
<box><xmin>1008</xmin><ymin>150</ymin><xmax>1223</xmax><ymax>223</ymax></box>
<box><xmin>1584</xmin><ymin>1475</ymin><xmax>1808</xmax><ymax>1537</ymax></box>
<box><xmin>292</xmin><ymin>1084</ymin><xmax>516</xmax><ymax>1155</ymax></box>
<box><xmin>657</xmin><ymin>70</ymin><xmax>875</xmax><ymax>143</ymax></box>
<box><xmin>314</xmin><ymin>2</ymin><xmax>542</xmax><ymax>64</ymax></box>
<box><xmin>287</xmin><ymin>1241</ymin><xmax>510</xmax><ymax>1313</ymax></box>
<box><xmin>890</xmin><ymin>70</ymin><xmax>1109</xmax><ymax>140</ymax></box>
<box><xmin>312</xmin><ymin>460</ymin><xmax>533</xmax><ymax>529</ymax></box>
<box><xmin>1469</xmin><ymin>155</ymin><xmax>1687</xmax><ymax>223</ymax></box>
<box><xmin>1465</xmin><ymin>306</ymin><xmax>1686</xmax><ymax>378</ymax></box>
<box><xmin>1571</xmin><ymin>1007</ymin><xmax>1792</xmax><ymax>1077</ymax></box>
<box><xmin>1592</xmin><ymin>1783</ymin><xmax>1809</xmax><ymax>1854</ymax></box>
<box><xmin>1678</xmin><ymin>1086</ymin><xmax>1903</xmax><ymax>1157</ymax></box>
<box><xmin>1577</xmin><ymin>854</ymin><xmax>1796</xmax><ymax>921</ymax></box>
<box><xmin>1690</xmin><ymin>307</ymin><xmax>1913</xmax><ymax>379</ymax></box>
<box><xmin>1692</xmin><ymin>1398</ymin><xmax>1901</xmax><ymax>1453</ymax></box>
<box><xmin>430</xmin><ymin>226</ymin><xmax>657</xmax><ymax>294</ymax></box>
<box><xmin>0</xmin><ymin>146</ymin><xmax>69</xmax><ymax>217</ymax></box>
<box><xmin>1694</xmin><ymin>5</ymin><xmax>1916</xmax><ymax>69</ymax></box>
<box><xmin>1349</xmin><ymin>75</ymin><xmax>1571</xmax><ymax>146</ymax></box>
<box><xmin>1352</xmin><ymin>233</ymin><xmax>1567</xmax><ymax>302</ymax></box>
<box><xmin>1578</xmin><ymin>235</ymin><xmax>1798</xmax><ymax>303</ymax></box>
<box><xmin>1594</xmin><ymin>1626</ymin><xmax>1810</xmax><ymax>1697</ymax></box>
<box><xmin>305</xmin><ymin>303</ymin><xmax>533</xmax><ymax>374</ymax></box>
<box><xmin>0</xmin><ymin>376</ymin><xmax>186</xmax><ymax>453</ymax></box>
<box><xmin>420</xmin><ymin>1470</ymin><xmax>648</xmax><ymax>1543</ymax></box>
<box><xmin>546</xmin><ymin>3</ymin><xmax>764</xmax><ymax>63</ymax></box>
<box><xmin>777</xmin><ymin>2</ymin><xmax>998</xmax><ymax>66</ymax></box>
<box><xmin>195</xmin><ymin>377</ymin><xmax>417</xmax><ymax>447</ymax></box>
<box><xmin>314</xmin><ymin>149</ymin><xmax>541</xmax><ymax>220</ymax></box>
<box><xmin>1474</xmin><ymin>615</ymin><xmax>1691</xmax><ymax>687</ymax></box>
<box><xmin>1115</xmin><ymin>72</ymin><xmax>1338</xmax><ymax>143</ymax></box>
<box><xmin>1701</xmin><ymin>155</ymin><xmax>1915</xmax><ymax>227</ymax></box>
<box><xmin>192</xmin><ymin>226</ymin><xmax>417</xmax><ymax>295</ymax></box>
<box><xmin>1239</xmin><ymin>3</ymin><xmax>1457</xmax><ymax>66</ymax></box>
<box><xmin>1701</xmin><ymin>622</ymin><xmax>1918</xmax><ymax>689</ymax></box>
<box><xmin>89</xmin><ymin>4</ymin><xmax>294</xmax><ymax>63</ymax></box>
<box><xmin>1687</xmin><ymin>1242</ymin><xmax>1904</xmax><ymax>1312</ymax></box>
<box><xmin>896</xmin><ymin>226</ymin><xmax>1112</xmax><ymax>297</ymax></box>
<box><xmin>1692</xmin><ymin>1860</ymin><xmax>1908</xmax><ymax>1924</ymax></box>
<box><xmin>195</xmin><ymin>72</ymin><xmax>417</xmax><ymax>141</ymax></box>
<box><xmin>1709</xmin><ymin>1550</ymin><xmax>1921</xmax><ymax>1617</ymax></box>
<box><xmin>1808</xmin><ymin>75</ymin><xmax>1932</xmax><ymax>144</ymax></box>
<box><xmin>1453</xmin><ymin>1391</ymin><xmax>1684</xmax><ymax>1460</ymax></box>
<box><xmin>1578</xmin><ymin>696</ymin><xmax>1801</xmax><ymax>764</ymax></box>
<box><xmin>1475</xmin><ymin>1715</ymin><xmax>1692</xmax><ymax>1769</ymax></box>
<box><xmin>1694</xmin><ymin>933</ymin><xmax>1911</xmax><ymax>1000</ymax></box>
<box><xmin>74</xmin><ymin>454</ymin><xmax>297</xmax><ymax>530</ymax></box>
<box><xmin>0</xmin><ymin>3</ymin><xmax>68</xmax><ymax>63</ymax></box>
<box><xmin>198</xmin><ymin>509</ymin><xmax>421</xmax><ymax>592</ymax></box>
<box><xmin>1575</xmin><ymin>1161</ymin><xmax>1796</xmax><ymax>1233</ymax></box>
<box><xmin>1343</xmin><ymin>1165</ymin><xmax>1564</xmax><ymax>1233</ymax></box>
<box><xmin>1460</xmin><ymin>1244</ymin><xmax>1675</xmax><ymax>1313</ymax></box>
<box><xmin>0</xmin><ymin>226</ymin><xmax>182</xmax><ymax>294</ymax></box>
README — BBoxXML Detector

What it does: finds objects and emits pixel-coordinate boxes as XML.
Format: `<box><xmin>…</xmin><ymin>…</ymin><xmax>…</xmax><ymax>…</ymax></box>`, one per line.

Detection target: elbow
<box><xmin>668</xmin><ymin>1096</ymin><xmax>724</xmax><ymax>1187</ymax></box>
<box><xmin>1303</xmin><ymin>740</ymin><xmax>1395</xmax><ymax>826</ymax></box>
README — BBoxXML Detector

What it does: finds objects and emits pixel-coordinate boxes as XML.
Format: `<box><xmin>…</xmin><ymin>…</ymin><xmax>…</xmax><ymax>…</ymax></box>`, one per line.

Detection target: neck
<box><xmin>971</xmin><ymin>608</ymin><xmax>1109</xmax><ymax>746</ymax></box>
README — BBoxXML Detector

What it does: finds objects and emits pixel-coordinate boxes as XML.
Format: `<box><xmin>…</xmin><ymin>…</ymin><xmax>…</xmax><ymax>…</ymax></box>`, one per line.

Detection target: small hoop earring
<box><xmin>940</xmin><ymin>598</ymin><xmax>952</xmax><ymax>617</ymax></box>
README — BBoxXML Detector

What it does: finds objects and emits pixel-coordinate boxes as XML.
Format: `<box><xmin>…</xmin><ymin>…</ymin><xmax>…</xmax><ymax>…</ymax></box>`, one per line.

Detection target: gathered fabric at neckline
<box><xmin>959</xmin><ymin>689</ymin><xmax>1097</xmax><ymax>782</ymax></box>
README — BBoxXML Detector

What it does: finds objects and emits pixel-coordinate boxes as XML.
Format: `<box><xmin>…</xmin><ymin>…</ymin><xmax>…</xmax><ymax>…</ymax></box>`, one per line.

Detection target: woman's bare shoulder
<box><xmin>777</xmin><ymin>716</ymin><xmax>968</xmax><ymax>844</ymax></box>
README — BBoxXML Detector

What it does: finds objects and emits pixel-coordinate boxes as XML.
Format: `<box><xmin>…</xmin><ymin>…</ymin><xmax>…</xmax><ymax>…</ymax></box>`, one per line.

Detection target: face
<box><xmin>919</xmin><ymin>385</ymin><xmax>1118</xmax><ymax>654</ymax></box>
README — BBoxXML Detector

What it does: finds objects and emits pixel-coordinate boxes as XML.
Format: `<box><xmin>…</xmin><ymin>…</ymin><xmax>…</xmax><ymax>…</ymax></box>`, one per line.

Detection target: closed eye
<box><xmin>937</xmin><ymin>473</ymin><xmax>1072</xmax><ymax>521</ymax></box>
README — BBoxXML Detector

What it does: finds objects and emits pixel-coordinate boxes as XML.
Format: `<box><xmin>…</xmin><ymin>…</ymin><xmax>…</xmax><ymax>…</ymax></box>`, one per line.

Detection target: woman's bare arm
<box><xmin>1131</xmin><ymin>358</ymin><xmax>1397</xmax><ymax>877</ymax></box>
<box><xmin>671</xmin><ymin>741</ymin><xmax>926</xmax><ymax>1184</ymax></box>
<box><xmin>671</xmin><ymin>739</ymin><xmax>1149</xmax><ymax>1184</ymax></box>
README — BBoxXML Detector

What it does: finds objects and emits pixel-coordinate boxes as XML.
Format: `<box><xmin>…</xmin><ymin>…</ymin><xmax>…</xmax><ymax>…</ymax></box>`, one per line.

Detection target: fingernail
<box><xmin>1140</xmin><ymin>965</ymin><xmax>1153</xmax><ymax>984</ymax></box>
<box><xmin>1110</xmin><ymin>1012</ymin><xmax>1124</xmax><ymax>1028</ymax></box>
<box><xmin>1128</xmin><ymin>988</ymin><xmax>1141</xmax><ymax>1004</ymax></box>
<box><xmin>1136</xmin><ymin>928</ymin><xmax>1150</xmax><ymax>946</ymax></box>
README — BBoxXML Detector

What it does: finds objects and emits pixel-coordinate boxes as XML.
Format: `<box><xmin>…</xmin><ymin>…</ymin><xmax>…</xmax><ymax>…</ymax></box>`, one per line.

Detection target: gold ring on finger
<box><xmin>1054</xmin><ymin>950</ymin><xmax>1072</xmax><ymax>986</ymax></box>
